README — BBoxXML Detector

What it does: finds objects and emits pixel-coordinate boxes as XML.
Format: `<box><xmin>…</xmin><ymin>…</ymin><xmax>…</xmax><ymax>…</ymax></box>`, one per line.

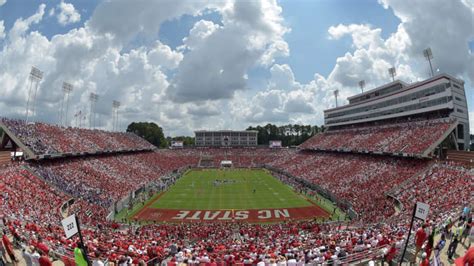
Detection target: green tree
<box><xmin>247</xmin><ymin>123</ymin><xmax>322</xmax><ymax>146</ymax></box>
<box><xmin>126</xmin><ymin>122</ymin><xmax>167</xmax><ymax>148</ymax></box>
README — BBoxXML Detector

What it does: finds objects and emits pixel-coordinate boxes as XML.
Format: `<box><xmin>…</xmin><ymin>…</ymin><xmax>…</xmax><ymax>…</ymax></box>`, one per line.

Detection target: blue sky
<box><xmin>278</xmin><ymin>0</ymin><xmax>401</xmax><ymax>82</ymax></box>
<box><xmin>0</xmin><ymin>0</ymin><xmax>91</xmax><ymax>33</ymax></box>
<box><xmin>0</xmin><ymin>0</ymin><xmax>400</xmax><ymax>83</ymax></box>
<box><xmin>0</xmin><ymin>0</ymin><xmax>473</xmax><ymax>135</ymax></box>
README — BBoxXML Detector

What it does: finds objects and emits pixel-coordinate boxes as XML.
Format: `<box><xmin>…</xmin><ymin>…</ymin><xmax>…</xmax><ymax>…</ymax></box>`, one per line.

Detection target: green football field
<box><xmin>151</xmin><ymin>168</ymin><xmax>312</xmax><ymax>210</ymax></box>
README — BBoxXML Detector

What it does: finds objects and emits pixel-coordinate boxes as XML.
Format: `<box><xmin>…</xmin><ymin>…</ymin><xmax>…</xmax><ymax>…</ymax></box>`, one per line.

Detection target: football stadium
<box><xmin>0</xmin><ymin>1</ymin><xmax>473</xmax><ymax>266</ymax></box>
<box><xmin>1</xmin><ymin>72</ymin><xmax>472</xmax><ymax>265</ymax></box>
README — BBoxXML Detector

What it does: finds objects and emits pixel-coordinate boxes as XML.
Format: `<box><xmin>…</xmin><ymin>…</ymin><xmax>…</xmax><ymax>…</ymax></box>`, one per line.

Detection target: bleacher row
<box><xmin>1</xmin><ymin>148</ymin><xmax>472</xmax><ymax>265</ymax></box>
<box><xmin>0</xmin><ymin>118</ymin><xmax>155</xmax><ymax>157</ymax></box>
<box><xmin>0</xmin><ymin>151</ymin><xmax>10</xmax><ymax>165</ymax></box>
<box><xmin>266</xmin><ymin>150</ymin><xmax>429</xmax><ymax>222</ymax></box>
<box><xmin>446</xmin><ymin>150</ymin><xmax>474</xmax><ymax>166</ymax></box>
<box><xmin>0</xmin><ymin>118</ymin><xmax>472</xmax><ymax>265</ymax></box>
<box><xmin>300</xmin><ymin>119</ymin><xmax>456</xmax><ymax>157</ymax></box>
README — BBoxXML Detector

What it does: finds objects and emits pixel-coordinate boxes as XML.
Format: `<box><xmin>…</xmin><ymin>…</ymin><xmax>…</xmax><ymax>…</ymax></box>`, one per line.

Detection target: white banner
<box><xmin>171</xmin><ymin>141</ymin><xmax>184</xmax><ymax>148</ymax></box>
<box><xmin>61</xmin><ymin>214</ymin><xmax>78</xmax><ymax>239</ymax></box>
<box><xmin>415</xmin><ymin>202</ymin><xmax>430</xmax><ymax>221</ymax></box>
<box><xmin>269</xmin><ymin>140</ymin><xmax>282</xmax><ymax>148</ymax></box>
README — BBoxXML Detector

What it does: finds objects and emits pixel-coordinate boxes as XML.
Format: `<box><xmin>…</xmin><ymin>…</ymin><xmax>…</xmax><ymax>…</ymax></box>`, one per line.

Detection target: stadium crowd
<box><xmin>0</xmin><ymin>119</ymin><xmax>473</xmax><ymax>265</ymax></box>
<box><xmin>30</xmin><ymin>151</ymin><xmax>199</xmax><ymax>208</ymax></box>
<box><xmin>266</xmin><ymin>151</ymin><xmax>428</xmax><ymax>222</ymax></box>
<box><xmin>0</xmin><ymin>118</ymin><xmax>154</xmax><ymax>155</ymax></box>
<box><xmin>300</xmin><ymin>119</ymin><xmax>455</xmax><ymax>157</ymax></box>
<box><xmin>0</xmin><ymin>163</ymin><xmax>404</xmax><ymax>266</ymax></box>
<box><xmin>391</xmin><ymin>162</ymin><xmax>473</xmax><ymax>221</ymax></box>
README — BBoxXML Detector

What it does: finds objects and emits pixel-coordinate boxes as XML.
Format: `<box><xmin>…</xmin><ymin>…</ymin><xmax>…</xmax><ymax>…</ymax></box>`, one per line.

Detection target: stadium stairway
<box><xmin>446</xmin><ymin>150</ymin><xmax>474</xmax><ymax>167</ymax></box>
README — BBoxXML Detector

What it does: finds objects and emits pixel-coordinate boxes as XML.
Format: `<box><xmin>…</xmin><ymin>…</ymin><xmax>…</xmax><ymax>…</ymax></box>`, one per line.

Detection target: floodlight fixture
<box><xmin>358</xmin><ymin>80</ymin><xmax>366</xmax><ymax>93</ymax></box>
<box><xmin>423</xmin><ymin>48</ymin><xmax>434</xmax><ymax>77</ymax></box>
<box><xmin>61</xmin><ymin>82</ymin><xmax>74</xmax><ymax>127</ymax></box>
<box><xmin>25</xmin><ymin>66</ymin><xmax>44</xmax><ymax>123</ymax></box>
<box><xmin>388</xmin><ymin>67</ymin><xmax>397</xmax><ymax>82</ymax></box>
<box><xmin>89</xmin><ymin>93</ymin><xmax>99</xmax><ymax>128</ymax></box>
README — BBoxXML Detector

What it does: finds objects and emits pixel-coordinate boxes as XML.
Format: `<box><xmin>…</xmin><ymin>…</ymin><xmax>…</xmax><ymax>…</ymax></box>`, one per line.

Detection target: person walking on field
<box><xmin>424</xmin><ymin>227</ymin><xmax>435</xmax><ymax>259</ymax></box>
<box><xmin>461</xmin><ymin>215</ymin><xmax>472</xmax><ymax>246</ymax></box>
<box><xmin>447</xmin><ymin>236</ymin><xmax>459</xmax><ymax>260</ymax></box>
<box><xmin>433</xmin><ymin>233</ymin><xmax>446</xmax><ymax>263</ymax></box>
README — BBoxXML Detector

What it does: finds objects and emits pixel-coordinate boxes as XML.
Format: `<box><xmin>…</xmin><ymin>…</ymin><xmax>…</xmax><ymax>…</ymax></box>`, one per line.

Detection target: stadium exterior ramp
<box><xmin>421</xmin><ymin>119</ymin><xmax>458</xmax><ymax>157</ymax></box>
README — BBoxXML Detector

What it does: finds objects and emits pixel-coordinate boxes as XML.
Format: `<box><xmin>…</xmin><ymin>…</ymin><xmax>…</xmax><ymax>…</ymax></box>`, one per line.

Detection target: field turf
<box><xmin>151</xmin><ymin>169</ymin><xmax>312</xmax><ymax>210</ymax></box>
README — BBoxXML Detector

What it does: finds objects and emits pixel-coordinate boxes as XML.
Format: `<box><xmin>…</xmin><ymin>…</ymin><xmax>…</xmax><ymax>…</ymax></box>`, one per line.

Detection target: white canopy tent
<box><xmin>220</xmin><ymin>160</ymin><xmax>233</xmax><ymax>168</ymax></box>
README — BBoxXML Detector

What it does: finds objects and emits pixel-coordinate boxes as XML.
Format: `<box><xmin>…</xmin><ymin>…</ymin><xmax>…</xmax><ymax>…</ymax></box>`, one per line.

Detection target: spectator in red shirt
<box><xmin>384</xmin><ymin>244</ymin><xmax>398</xmax><ymax>264</ymax></box>
<box><xmin>414</xmin><ymin>224</ymin><xmax>428</xmax><ymax>261</ymax></box>
<box><xmin>38</xmin><ymin>250</ymin><xmax>52</xmax><ymax>266</ymax></box>
<box><xmin>1</xmin><ymin>230</ymin><xmax>17</xmax><ymax>263</ymax></box>
<box><xmin>35</xmin><ymin>237</ymin><xmax>49</xmax><ymax>255</ymax></box>
<box><xmin>419</xmin><ymin>252</ymin><xmax>429</xmax><ymax>266</ymax></box>
<box><xmin>455</xmin><ymin>246</ymin><xmax>474</xmax><ymax>266</ymax></box>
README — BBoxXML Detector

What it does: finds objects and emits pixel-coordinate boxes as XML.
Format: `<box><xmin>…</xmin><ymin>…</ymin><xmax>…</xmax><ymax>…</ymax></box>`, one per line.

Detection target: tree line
<box><xmin>126</xmin><ymin>122</ymin><xmax>322</xmax><ymax>148</ymax></box>
<box><xmin>246</xmin><ymin>124</ymin><xmax>323</xmax><ymax>146</ymax></box>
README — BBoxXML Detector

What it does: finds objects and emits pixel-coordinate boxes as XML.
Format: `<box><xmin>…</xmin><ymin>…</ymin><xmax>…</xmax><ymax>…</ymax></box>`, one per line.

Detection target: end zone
<box><xmin>132</xmin><ymin>204</ymin><xmax>330</xmax><ymax>223</ymax></box>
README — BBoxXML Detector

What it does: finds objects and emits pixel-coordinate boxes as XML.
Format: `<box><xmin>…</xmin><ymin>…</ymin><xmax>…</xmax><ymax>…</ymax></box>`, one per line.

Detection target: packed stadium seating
<box><xmin>1</xmin><ymin>154</ymin><xmax>470</xmax><ymax>265</ymax></box>
<box><xmin>0</xmin><ymin>117</ymin><xmax>155</xmax><ymax>156</ymax></box>
<box><xmin>196</xmin><ymin>148</ymin><xmax>283</xmax><ymax>168</ymax></box>
<box><xmin>0</xmin><ymin>163</ymin><xmax>395</xmax><ymax>264</ymax></box>
<box><xmin>300</xmin><ymin>119</ymin><xmax>456</xmax><ymax>157</ymax></box>
<box><xmin>0</xmin><ymin>165</ymin><xmax>107</xmax><ymax>226</ymax></box>
<box><xmin>30</xmin><ymin>151</ymin><xmax>199</xmax><ymax>207</ymax></box>
<box><xmin>0</xmin><ymin>118</ymin><xmax>472</xmax><ymax>265</ymax></box>
<box><xmin>390</xmin><ymin>162</ymin><xmax>473</xmax><ymax>221</ymax></box>
<box><xmin>266</xmin><ymin>150</ymin><xmax>429</xmax><ymax>221</ymax></box>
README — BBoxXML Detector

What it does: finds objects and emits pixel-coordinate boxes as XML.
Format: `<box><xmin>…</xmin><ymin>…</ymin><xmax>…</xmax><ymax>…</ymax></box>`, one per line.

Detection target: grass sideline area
<box><xmin>117</xmin><ymin>168</ymin><xmax>346</xmax><ymax>223</ymax></box>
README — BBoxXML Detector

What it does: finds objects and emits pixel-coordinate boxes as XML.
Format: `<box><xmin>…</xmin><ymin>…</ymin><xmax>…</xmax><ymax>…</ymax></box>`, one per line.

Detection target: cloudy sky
<box><xmin>0</xmin><ymin>0</ymin><xmax>473</xmax><ymax>136</ymax></box>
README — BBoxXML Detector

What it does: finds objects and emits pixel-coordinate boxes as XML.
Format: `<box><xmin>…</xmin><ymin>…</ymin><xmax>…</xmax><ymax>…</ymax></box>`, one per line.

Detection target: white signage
<box><xmin>171</xmin><ymin>141</ymin><xmax>184</xmax><ymax>148</ymax></box>
<box><xmin>61</xmin><ymin>214</ymin><xmax>78</xmax><ymax>239</ymax></box>
<box><xmin>415</xmin><ymin>202</ymin><xmax>430</xmax><ymax>221</ymax></box>
<box><xmin>269</xmin><ymin>140</ymin><xmax>282</xmax><ymax>148</ymax></box>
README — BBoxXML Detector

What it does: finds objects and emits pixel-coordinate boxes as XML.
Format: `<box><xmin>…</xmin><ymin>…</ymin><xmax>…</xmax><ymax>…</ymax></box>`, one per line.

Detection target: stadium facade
<box><xmin>194</xmin><ymin>130</ymin><xmax>258</xmax><ymax>147</ymax></box>
<box><xmin>324</xmin><ymin>73</ymin><xmax>470</xmax><ymax>149</ymax></box>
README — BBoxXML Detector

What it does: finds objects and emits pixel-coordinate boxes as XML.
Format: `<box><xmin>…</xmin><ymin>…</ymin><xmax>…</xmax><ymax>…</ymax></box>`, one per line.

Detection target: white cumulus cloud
<box><xmin>0</xmin><ymin>0</ymin><xmax>472</xmax><ymax>136</ymax></box>
<box><xmin>0</xmin><ymin>21</ymin><xmax>5</xmax><ymax>39</ymax></box>
<box><xmin>167</xmin><ymin>0</ymin><xmax>290</xmax><ymax>103</ymax></box>
<box><xmin>147</xmin><ymin>41</ymin><xmax>183</xmax><ymax>70</ymax></box>
<box><xmin>57</xmin><ymin>1</ymin><xmax>81</xmax><ymax>26</ymax></box>
<box><xmin>378</xmin><ymin>0</ymin><xmax>474</xmax><ymax>82</ymax></box>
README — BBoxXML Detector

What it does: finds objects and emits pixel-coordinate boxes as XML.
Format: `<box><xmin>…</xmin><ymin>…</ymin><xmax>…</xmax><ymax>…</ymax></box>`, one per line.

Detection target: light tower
<box><xmin>423</xmin><ymin>48</ymin><xmax>434</xmax><ymax>77</ymax></box>
<box><xmin>89</xmin><ymin>93</ymin><xmax>99</xmax><ymax>129</ymax></box>
<box><xmin>25</xmin><ymin>66</ymin><xmax>43</xmax><ymax>123</ymax></box>
<box><xmin>358</xmin><ymin>80</ymin><xmax>366</xmax><ymax>93</ymax></box>
<box><xmin>112</xmin><ymin>100</ymin><xmax>121</xmax><ymax>131</ymax></box>
<box><xmin>334</xmin><ymin>89</ymin><xmax>339</xmax><ymax>108</ymax></box>
<box><xmin>388</xmin><ymin>67</ymin><xmax>397</xmax><ymax>82</ymax></box>
<box><xmin>60</xmin><ymin>82</ymin><xmax>73</xmax><ymax>127</ymax></box>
